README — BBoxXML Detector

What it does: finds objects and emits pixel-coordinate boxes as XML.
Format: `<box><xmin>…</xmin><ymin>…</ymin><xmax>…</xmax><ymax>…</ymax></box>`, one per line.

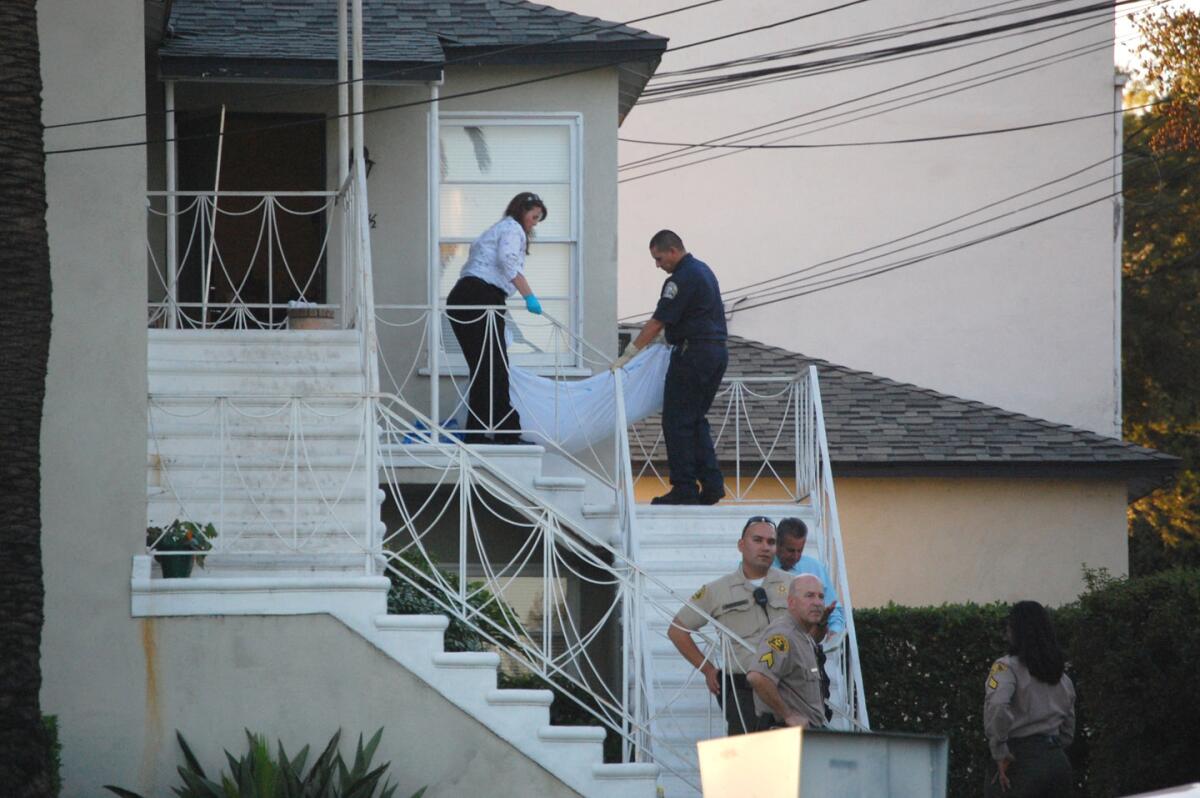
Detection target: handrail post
<box><xmin>165</xmin><ymin>80</ymin><xmax>178</xmax><ymax>329</ymax></box>
<box><xmin>427</xmin><ymin>84</ymin><xmax>441</xmax><ymax>422</ymax></box>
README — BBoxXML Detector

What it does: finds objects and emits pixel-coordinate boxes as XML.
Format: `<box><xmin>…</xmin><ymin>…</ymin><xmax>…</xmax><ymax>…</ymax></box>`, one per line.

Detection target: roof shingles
<box><xmin>629</xmin><ymin>333</ymin><xmax>1177</xmax><ymax>475</ymax></box>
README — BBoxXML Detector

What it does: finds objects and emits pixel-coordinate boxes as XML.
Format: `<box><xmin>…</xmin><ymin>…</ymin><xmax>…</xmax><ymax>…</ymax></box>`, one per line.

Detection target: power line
<box><xmin>617</xmin><ymin>149</ymin><xmax>1139</xmax><ymax>322</ymax></box>
<box><xmin>637</xmin><ymin>5</ymin><xmax>1130</xmax><ymax>106</ymax></box>
<box><xmin>617</xmin><ymin>101</ymin><xmax>1162</xmax><ymax>150</ymax></box>
<box><xmin>637</xmin><ymin>0</ymin><xmax>1144</xmax><ymax>104</ymax></box>
<box><xmin>43</xmin><ymin>0</ymin><xmax>736</xmax><ymax>131</ymax></box>
<box><xmin>649</xmin><ymin>0</ymin><xmax>1081</xmax><ymax>82</ymax></box>
<box><xmin>45</xmin><ymin>0</ymin><xmax>1127</xmax><ymax>156</ymax></box>
<box><xmin>617</xmin><ymin>13</ymin><xmax>1125</xmax><ymax>172</ymax></box>
<box><xmin>44</xmin><ymin>0</ymin><xmax>879</xmax><ymax>156</ymax></box>
<box><xmin>616</xmin><ymin>12</ymin><xmax>1155</xmax><ymax>182</ymax></box>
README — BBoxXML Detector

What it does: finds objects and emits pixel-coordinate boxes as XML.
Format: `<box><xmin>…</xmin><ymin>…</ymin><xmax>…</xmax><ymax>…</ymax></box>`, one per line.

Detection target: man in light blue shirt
<box><xmin>775</xmin><ymin>518</ymin><xmax>845</xmax><ymax>637</ymax></box>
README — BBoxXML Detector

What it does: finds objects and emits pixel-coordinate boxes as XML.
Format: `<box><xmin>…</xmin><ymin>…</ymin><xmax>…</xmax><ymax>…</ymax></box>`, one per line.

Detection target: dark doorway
<box><xmin>176</xmin><ymin>111</ymin><xmax>327</xmax><ymax>327</ymax></box>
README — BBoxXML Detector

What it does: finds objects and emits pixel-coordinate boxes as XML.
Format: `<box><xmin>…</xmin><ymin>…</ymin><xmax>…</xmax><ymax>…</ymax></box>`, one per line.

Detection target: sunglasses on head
<box><xmin>742</xmin><ymin>515</ymin><xmax>776</xmax><ymax>535</ymax></box>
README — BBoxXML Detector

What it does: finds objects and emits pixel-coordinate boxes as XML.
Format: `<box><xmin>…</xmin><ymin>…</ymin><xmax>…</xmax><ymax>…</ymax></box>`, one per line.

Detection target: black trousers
<box><xmin>447</xmin><ymin>277</ymin><xmax>521</xmax><ymax>441</ymax></box>
<box><xmin>721</xmin><ymin>671</ymin><xmax>757</xmax><ymax>736</ymax></box>
<box><xmin>985</xmin><ymin>735</ymin><xmax>1072</xmax><ymax>798</ymax></box>
<box><xmin>662</xmin><ymin>342</ymin><xmax>728</xmax><ymax>496</ymax></box>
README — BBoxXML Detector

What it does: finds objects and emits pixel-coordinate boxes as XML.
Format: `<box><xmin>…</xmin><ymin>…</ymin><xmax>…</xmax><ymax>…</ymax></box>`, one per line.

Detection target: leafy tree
<box><xmin>1123</xmin><ymin>8</ymin><xmax>1200</xmax><ymax>573</ymax></box>
<box><xmin>0</xmin><ymin>1</ymin><xmax>55</xmax><ymax>795</ymax></box>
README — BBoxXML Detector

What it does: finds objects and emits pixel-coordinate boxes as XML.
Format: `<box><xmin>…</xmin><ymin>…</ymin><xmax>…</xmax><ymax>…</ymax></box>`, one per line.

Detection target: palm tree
<box><xmin>0</xmin><ymin>0</ymin><xmax>55</xmax><ymax>794</ymax></box>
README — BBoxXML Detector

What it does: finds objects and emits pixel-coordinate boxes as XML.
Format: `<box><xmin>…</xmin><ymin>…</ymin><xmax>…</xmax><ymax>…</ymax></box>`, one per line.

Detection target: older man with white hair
<box><xmin>746</xmin><ymin>574</ymin><xmax>830</xmax><ymax>730</ymax></box>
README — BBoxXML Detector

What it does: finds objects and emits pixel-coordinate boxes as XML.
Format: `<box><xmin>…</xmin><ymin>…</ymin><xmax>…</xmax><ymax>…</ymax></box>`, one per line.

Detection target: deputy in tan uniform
<box><xmin>667</xmin><ymin>516</ymin><xmax>792</xmax><ymax>735</ymax></box>
<box><xmin>747</xmin><ymin>574</ymin><xmax>828</xmax><ymax>729</ymax></box>
<box><xmin>984</xmin><ymin>601</ymin><xmax>1076</xmax><ymax>798</ymax></box>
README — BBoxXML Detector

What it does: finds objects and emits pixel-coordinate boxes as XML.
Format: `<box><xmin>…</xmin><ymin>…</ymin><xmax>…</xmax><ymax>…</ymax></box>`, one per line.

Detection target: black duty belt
<box><xmin>674</xmin><ymin>338</ymin><xmax>726</xmax><ymax>352</ymax></box>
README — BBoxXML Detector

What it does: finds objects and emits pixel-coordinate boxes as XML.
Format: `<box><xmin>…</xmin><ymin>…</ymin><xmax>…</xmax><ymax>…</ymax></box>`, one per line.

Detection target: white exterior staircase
<box><xmin>148</xmin><ymin>329</ymin><xmax>376</xmax><ymax>574</ymax></box>
<box><xmin>142</xmin><ymin>328</ymin><xmax>660</xmax><ymax>796</ymax></box>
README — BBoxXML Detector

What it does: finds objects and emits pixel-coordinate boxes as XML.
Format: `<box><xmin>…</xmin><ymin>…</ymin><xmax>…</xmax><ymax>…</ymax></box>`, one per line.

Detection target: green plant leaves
<box><xmin>104</xmin><ymin>728</ymin><xmax>424</xmax><ymax>798</ymax></box>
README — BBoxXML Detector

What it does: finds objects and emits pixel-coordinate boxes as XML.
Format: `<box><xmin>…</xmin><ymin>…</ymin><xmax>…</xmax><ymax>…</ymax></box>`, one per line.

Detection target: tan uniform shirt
<box><xmin>673</xmin><ymin>566</ymin><xmax>792</xmax><ymax>673</ymax></box>
<box><xmin>747</xmin><ymin>614</ymin><xmax>826</xmax><ymax>729</ymax></box>
<box><xmin>983</xmin><ymin>655</ymin><xmax>1076</xmax><ymax>761</ymax></box>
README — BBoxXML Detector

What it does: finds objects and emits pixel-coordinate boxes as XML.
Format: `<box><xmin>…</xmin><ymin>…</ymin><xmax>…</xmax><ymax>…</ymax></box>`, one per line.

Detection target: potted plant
<box><xmin>146</xmin><ymin>519</ymin><xmax>216</xmax><ymax>578</ymax></box>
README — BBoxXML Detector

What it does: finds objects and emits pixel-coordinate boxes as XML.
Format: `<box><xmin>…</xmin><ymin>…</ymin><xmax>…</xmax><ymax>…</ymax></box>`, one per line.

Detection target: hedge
<box><xmin>854</xmin><ymin>567</ymin><xmax>1200</xmax><ymax>798</ymax></box>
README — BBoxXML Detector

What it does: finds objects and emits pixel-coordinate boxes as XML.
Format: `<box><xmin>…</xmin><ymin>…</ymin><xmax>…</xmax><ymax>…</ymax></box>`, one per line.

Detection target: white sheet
<box><xmin>506</xmin><ymin>344</ymin><xmax>670</xmax><ymax>453</ymax></box>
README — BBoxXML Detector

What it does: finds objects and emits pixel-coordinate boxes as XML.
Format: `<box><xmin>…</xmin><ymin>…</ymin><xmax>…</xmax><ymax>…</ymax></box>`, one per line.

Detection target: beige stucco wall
<box><xmin>555</xmin><ymin>0</ymin><xmax>1122</xmax><ymax>437</ymax></box>
<box><xmin>835</xmin><ymin>476</ymin><xmax>1129</xmax><ymax>609</ymax></box>
<box><xmin>38</xmin><ymin>1</ymin><xmax>150</xmax><ymax>795</ymax></box>
<box><xmin>634</xmin><ymin>473</ymin><xmax>1129</xmax><ymax>608</ymax></box>
<box><xmin>166</xmin><ymin>66</ymin><xmax>621</xmax><ymax>423</ymax></box>
<box><xmin>126</xmin><ymin>614</ymin><xmax>576</xmax><ymax>797</ymax></box>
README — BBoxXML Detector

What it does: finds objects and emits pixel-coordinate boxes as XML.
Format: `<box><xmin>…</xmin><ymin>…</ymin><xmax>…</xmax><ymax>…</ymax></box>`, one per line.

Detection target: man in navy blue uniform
<box><xmin>614</xmin><ymin>230</ymin><xmax>728</xmax><ymax>505</ymax></box>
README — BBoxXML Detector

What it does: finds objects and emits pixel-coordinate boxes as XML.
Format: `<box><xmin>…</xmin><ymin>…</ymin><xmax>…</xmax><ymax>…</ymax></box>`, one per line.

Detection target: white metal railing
<box><xmin>146</xmin><ymin>394</ymin><xmax>375</xmax><ymax>562</ymax></box>
<box><xmin>143</xmin><ymin>153</ymin><xmax>868</xmax><ymax>786</ymax></box>
<box><xmin>630</xmin><ymin>374</ymin><xmax>819</xmax><ymax>503</ymax></box>
<box><xmin>146</xmin><ymin>190</ymin><xmax>341</xmax><ymax>329</ymax></box>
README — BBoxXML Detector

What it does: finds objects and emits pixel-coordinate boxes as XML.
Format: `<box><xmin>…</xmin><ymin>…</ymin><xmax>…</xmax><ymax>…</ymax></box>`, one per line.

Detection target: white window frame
<box><xmin>434</xmin><ymin>112</ymin><xmax>584</xmax><ymax>374</ymax></box>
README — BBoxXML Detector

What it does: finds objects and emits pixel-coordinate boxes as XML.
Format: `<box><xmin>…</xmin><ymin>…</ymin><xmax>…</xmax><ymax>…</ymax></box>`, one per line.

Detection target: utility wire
<box><xmin>44</xmin><ymin>0</ymin><xmax>737</xmax><ymax>131</ymax></box>
<box><xmin>617</xmin><ymin>148</ymin><xmax>1139</xmax><ymax>322</ymax></box>
<box><xmin>617</xmin><ymin>18</ymin><xmax>1153</xmax><ymax>182</ymax></box>
<box><xmin>617</xmin><ymin>13</ymin><xmax>1126</xmax><ymax>171</ymax></box>
<box><xmin>44</xmin><ymin>0</ymin><xmax>878</xmax><ymax>156</ymax></box>
<box><xmin>618</xmin><ymin>101</ymin><xmax>1162</xmax><ymax>150</ymax></box>
<box><xmin>45</xmin><ymin>0</ymin><xmax>1123</xmax><ymax>156</ymax></box>
<box><xmin>638</xmin><ymin>0</ymin><xmax>1144</xmax><ymax>102</ymax></box>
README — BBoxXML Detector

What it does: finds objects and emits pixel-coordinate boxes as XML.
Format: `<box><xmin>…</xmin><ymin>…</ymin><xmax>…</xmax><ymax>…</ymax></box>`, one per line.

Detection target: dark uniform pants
<box><xmin>447</xmin><ymin>277</ymin><xmax>521</xmax><ymax>441</ymax></box>
<box><xmin>663</xmin><ymin>342</ymin><xmax>728</xmax><ymax>495</ymax></box>
<box><xmin>720</xmin><ymin>671</ymin><xmax>756</xmax><ymax>736</ymax></box>
<box><xmin>985</xmin><ymin>735</ymin><xmax>1072</xmax><ymax>798</ymax></box>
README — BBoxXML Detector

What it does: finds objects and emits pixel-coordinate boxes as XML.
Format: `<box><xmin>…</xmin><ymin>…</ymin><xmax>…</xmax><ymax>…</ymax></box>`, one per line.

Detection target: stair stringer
<box><xmin>129</xmin><ymin>556</ymin><xmax>658</xmax><ymax>798</ymax></box>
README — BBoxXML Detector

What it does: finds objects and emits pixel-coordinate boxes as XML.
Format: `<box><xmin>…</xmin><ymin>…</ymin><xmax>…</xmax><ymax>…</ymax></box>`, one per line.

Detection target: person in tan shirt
<box><xmin>984</xmin><ymin>601</ymin><xmax>1076</xmax><ymax>797</ymax></box>
<box><xmin>668</xmin><ymin>516</ymin><xmax>792</xmax><ymax>734</ymax></box>
<box><xmin>747</xmin><ymin>574</ymin><xmax>829</xmax><ymax>730</ymax></box>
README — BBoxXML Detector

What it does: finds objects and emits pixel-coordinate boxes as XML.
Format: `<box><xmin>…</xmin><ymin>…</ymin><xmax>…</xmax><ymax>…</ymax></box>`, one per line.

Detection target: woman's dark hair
<box><xmin>503</xmin><ymin>192</ymin><xmax>548</xmax><ymax>254</ymax></box>
<box><xmin>1007</xmin><ymin>600</ymin><xmax>1065</xmax><ymax>684</ymax></box>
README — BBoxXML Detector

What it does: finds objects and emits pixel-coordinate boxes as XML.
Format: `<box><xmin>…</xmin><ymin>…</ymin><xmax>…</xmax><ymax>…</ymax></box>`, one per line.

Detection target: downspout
<box><xmin>428</xmin><ymin>83</ymin><xmax>441</xmax><ymax>421</ymax></box>
<box><xmin>1113</xmin><ymin>72</ymin><xmax>1128</xmax><ymax>437</ymax></box>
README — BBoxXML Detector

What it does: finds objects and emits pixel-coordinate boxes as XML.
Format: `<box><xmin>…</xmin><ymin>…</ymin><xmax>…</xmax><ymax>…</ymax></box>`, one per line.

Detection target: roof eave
<box><xmin>159</xmin><ymin>56</ymin><xmax>444</xmax><ymax>84</ymax></box>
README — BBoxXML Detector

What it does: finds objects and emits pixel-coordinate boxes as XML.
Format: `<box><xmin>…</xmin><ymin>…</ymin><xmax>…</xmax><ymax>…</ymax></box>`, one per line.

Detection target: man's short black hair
<box><xmin>740</xmin><ymin>515</ymin><xmax>775</xmax><ymax>540</ymax></box>
<box><xmin>777</xmin><ymin>517</ymin><xmax>808</xmax><ymax>542</ymax></box>
<box><xmin>649</xmin><ymin>229</ymin><xmax>685</xmax><ymax>252</ymax></box>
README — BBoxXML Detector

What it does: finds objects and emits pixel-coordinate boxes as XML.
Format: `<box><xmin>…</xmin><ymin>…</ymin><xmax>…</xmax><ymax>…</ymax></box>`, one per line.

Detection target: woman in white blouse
<box><xmin>447</xmin><ymin>192</ymin><xmax>547</xmax><ymax>444</ymax></box>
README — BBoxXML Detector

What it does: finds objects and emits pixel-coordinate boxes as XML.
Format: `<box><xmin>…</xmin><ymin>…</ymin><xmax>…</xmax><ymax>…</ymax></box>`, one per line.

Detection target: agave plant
<box><xmin>104</xmin><ymin>728</ymin><xmax>424</xmax><ymax>798</ymax></box>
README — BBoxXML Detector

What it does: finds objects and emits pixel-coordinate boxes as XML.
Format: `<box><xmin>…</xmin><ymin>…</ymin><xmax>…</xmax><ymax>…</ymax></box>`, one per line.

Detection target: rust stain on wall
<box><xmin>138</xmin><ymin>619</ymin><xmax>162</xmax><ymax>788</ymax></box>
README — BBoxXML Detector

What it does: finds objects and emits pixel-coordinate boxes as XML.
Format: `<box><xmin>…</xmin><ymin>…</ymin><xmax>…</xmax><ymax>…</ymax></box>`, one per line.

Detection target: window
<box><xmin>438</xmin><ymin>116</ymin><xmax>580</xmax><ymax>368</ymax></box>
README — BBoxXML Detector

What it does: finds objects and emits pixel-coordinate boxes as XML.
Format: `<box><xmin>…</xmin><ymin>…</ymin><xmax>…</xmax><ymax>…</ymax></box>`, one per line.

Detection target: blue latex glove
<box><xmin>524</xmin><ymin>294</ymin><xmax>543</xmax><ymax>315</ymax></box>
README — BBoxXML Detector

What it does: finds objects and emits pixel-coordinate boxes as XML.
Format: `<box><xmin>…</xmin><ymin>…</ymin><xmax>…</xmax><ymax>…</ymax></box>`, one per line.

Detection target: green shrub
<box><xmin>1066</xmin><ymin>567</ymin><xmax>1200</xmax><ymax>796</ymax></box>
<box><xmin>43</xmin><ymin>714</ymin><xmax>62</xmax><ymax>797</ymax></box>
<box><xmin>855</xmin><ymin>602</ymin><xmax>1008</xmax><ymax>797</ymax></box>
<box><xmin>103</xmin><ymin>728</ymin><xmax>422</xmax><ymax>798</ymax></box>
<box><xmin>385</xmin><ymin>550</ymin><xmax>519</xmax><ymax>652</ymax></box>
<box><xmin>854</xmin><ymin>567</ymin><xmax>1200</xmax><ymax>797</ymax></box>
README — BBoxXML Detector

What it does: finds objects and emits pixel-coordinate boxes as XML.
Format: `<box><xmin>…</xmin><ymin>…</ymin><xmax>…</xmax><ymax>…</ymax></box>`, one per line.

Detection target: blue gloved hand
<box><xmin>524</xmin><ymin>294</ymin><xmax>543</xmax><ymax>315</ymax></box>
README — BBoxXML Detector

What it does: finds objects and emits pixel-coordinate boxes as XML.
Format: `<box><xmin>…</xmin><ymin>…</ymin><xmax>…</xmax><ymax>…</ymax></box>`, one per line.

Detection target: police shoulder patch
<box><xmin>990</xmin><ymin>661</ymin><xmax>1008</xmax><ymax>675</ymax></box>
<box><xmin>759</xmin><ymin>651</ymin><xmax>775</xmax><ymax>669</ymax></box>
<box><xmin>662</xmin><ymin>281</ymin><xmax>679</xmax><ymax>300</ymax></box>
<box><xmin>767</xmin><ymin>634</ymin><xmax>790</xmax><ymax>653</ymax></box>
<box><xmin>691</xmin><ymin>585</ymin><xmax>706</xmax><ymax>601</ymax></box>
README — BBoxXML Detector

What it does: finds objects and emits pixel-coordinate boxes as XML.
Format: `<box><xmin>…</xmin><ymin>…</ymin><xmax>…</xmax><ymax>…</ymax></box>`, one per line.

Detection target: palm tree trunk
<box><xmin>0</xmin><ymin>0</ymin><xmax>55</xmax><ymax>794</ymax></box>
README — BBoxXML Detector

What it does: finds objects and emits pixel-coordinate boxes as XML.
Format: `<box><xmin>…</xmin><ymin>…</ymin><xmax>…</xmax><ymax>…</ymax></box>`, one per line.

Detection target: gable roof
<box><xmin>628</xmin><ymin>332</ymin><xmax>1178</xmax><ymax>500</ymax></box>
<box><xmin>157</xmin><ymin>0</ymin><xmax>667</xmax><ymax>119</ymax></box>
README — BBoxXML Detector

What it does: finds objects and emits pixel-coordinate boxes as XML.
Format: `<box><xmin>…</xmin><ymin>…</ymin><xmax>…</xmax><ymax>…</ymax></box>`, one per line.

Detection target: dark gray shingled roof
<box><xmin>158</xmin><ymin>0</ymin><xmax>667</xmax><ymax>117</ymax></box>
<box><xmin>627</xmin><ymin>332</ymin><xmax>1178</xmax><ymax>499</ymax></box>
